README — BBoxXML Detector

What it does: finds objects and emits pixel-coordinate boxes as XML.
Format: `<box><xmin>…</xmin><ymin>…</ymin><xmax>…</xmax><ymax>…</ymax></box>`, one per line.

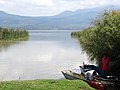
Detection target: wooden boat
<box><xmin>61</xmin><ymin>70</ymin><xmax>85</xmax><ymax>80</ymax></box>
<box><xmin>62</xmin><ymin>64</ymin><xmax>120</xmax><ymax>89</ymax></box>
<box><xmin>93</xmin><ymin>76</ymin><xmax>118</xmax><ymax>85</ymax></box>
<box><xmin>92</xmin><ymin>76</ymin><xmax>120</xmax><ymax>90</ymax></box>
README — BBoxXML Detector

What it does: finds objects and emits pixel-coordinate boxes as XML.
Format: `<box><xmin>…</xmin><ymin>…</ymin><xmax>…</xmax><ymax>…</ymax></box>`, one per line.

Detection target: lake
<box><xmin>0</xmin><ymin>30</ymin><xmax>89</xmax><ymax>81</ymax></box>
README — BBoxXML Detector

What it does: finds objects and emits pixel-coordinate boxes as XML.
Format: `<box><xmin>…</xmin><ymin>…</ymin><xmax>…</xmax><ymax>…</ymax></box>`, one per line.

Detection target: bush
<box><xmin>72</xmin><ymin>10</ymin><xmax>120</xmax><ymax>75</ymax></box>
<box><xmin>0</xmin><ymin>27</ymin><xmax>29</xmax><ymax>40</ymax></box>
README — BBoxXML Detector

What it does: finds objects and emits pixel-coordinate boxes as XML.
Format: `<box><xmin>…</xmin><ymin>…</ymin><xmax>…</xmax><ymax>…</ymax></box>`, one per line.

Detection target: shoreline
<box><xmin>0</xmin><ymin>79</ymin><xmax>95</xmax><ymax>90</ymax></box>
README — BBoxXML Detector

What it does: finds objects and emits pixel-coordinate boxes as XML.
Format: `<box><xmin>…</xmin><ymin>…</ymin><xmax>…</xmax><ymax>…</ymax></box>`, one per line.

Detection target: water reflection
<box><xmin>0</xmin><ymin>37</ymin><xmax>29</xmax><ymax>51</ymax></box>
<box><xmin>0</xmin><ymin>30</ymin><xmax>89</xmax><ymax>81</ymax></box>
<box><xmin>0</xmin><ymin>41</ymin><xmax>17</xmax><ymax>52</ymax></box>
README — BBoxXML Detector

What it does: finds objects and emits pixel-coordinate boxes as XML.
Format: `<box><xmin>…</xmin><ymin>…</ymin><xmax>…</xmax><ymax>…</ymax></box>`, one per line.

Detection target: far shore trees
<box><xmin>0</xmin><ymin>27</ymin><xmax>29</xmax><ymax>41</ymax></box>
<box><xmin>71</xmin><ymin>10</ymin><xmax>120</xmax><ymax>77</ymax></box>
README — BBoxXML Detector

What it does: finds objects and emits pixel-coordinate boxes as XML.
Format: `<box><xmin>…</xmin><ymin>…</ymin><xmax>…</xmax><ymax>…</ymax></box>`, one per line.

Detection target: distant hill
<box><xmin>0</xmin><ymin>5</ymin><xmax>120</xmax><ymax>30</ymax></box>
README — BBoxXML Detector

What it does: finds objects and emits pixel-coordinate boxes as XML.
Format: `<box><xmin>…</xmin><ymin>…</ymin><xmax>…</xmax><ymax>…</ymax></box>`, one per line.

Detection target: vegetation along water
<box><xmin>71</xmin><ymin>10</ymin><xmax>120</xmax><ymax>78</ymax></box>
<box><xmin>0</xmin><ymin>27</ymin><xmax>29</xmax><ymax>41</ymax></box>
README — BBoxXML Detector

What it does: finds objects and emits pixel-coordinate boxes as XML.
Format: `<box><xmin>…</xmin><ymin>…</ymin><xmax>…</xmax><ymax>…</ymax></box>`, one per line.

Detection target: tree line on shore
<box><xmin>0</xmin><ymin>27</ymin><xmax>29</xmax><ymax>41</ymax></box>
<box><xmin>71</xmin><ymin>10</ymin><xmax>120</xmax><ymax>77</ymax></box>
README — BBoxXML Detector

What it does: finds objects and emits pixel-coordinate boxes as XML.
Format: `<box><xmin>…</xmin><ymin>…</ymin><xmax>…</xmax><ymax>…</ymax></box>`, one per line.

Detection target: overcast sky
<box><xmin>0</xmin><ymin>0</ymin><xmax>120</xmax><ymax>16</ymax></box>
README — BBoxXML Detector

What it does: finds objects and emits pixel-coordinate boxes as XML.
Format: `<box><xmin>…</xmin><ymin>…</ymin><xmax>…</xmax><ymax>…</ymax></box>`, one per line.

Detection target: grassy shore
<box><xmin>0</xmin><ymin>79</ymin><xmax>95</xmax><ymax>90</ymax></box>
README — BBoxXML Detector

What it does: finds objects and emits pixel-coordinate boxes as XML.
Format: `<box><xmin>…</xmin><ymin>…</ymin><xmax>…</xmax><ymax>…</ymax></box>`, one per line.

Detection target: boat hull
<box><xmin>61</xmin><ymin>70</ymin><xmax>84</xmax><ymax>80</ymax></box>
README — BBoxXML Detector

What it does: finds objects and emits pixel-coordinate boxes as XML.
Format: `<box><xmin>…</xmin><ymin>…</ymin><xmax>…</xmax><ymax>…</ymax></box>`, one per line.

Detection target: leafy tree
<box><xmin>71</xmin><ymin>10</ymin><xmax>120</xmax><ymax>76</ymax></box>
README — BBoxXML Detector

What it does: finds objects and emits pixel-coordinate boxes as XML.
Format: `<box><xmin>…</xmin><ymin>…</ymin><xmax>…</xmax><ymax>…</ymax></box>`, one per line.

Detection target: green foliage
<box><xmin>0</xmin><ymin>80</ymin><xmax>94</xmax><ymax>90</ymax></box>
<box><xmin>0</xmin><ymin>27</ymin><xmax>29</xmax><ymax>41</ymax></box>
<box><xmin>71</xmin><ymin>10</ymin><xmax>120</xmax><ymax>70</ymax></box>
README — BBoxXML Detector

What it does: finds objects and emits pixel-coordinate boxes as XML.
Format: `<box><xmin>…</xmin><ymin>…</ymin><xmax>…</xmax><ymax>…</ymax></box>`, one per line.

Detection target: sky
<box><xmin>0</xmin><ymin>0</ymin><xmax>120</xmax><ymax>16</ymax></box>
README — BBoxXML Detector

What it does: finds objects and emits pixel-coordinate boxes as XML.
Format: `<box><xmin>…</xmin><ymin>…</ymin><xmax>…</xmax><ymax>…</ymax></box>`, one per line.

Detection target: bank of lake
<box><xmin>0</xmin><ymin>79</ymin><xmax>95</xmax><ymax>90</ymax></box>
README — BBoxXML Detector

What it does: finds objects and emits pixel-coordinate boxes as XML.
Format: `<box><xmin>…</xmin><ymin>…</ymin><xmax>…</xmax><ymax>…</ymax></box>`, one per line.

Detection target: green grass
<box><xmin>0</xmin><ymin>79</ymin><xmax>95</xmax><ymax>90</ymax></box>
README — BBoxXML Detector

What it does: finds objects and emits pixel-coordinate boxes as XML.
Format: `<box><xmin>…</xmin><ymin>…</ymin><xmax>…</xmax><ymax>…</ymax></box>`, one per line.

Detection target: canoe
<box><xmin>61</xmin><ymin>70</ymin><xmax>85</xmax><ymax>80</ymax></box>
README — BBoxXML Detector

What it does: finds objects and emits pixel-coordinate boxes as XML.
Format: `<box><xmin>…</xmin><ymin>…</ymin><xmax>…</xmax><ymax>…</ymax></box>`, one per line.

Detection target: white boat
<box><xmin>61</xmin><ymin>69</ymin><xmax>85</xmax><ymax>80</ymax></box>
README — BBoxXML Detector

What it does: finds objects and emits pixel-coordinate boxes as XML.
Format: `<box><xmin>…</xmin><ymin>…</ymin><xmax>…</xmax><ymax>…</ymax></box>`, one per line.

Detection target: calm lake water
<box><xmin>0</xmin><ymin>30</ymin><xmax>89</xmax><ymax>81</ymax></box>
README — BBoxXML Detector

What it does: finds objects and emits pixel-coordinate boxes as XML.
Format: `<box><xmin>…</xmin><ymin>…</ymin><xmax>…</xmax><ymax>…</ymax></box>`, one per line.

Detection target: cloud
<box><xmin>0</xmin><ymin>0</ymin><xmax>120</xmax><ymax>16</ymax></box>
<box><xmin>33</xmin><ymin>0</ymin><xmax>54</xmax><ymax>6</ymax></box>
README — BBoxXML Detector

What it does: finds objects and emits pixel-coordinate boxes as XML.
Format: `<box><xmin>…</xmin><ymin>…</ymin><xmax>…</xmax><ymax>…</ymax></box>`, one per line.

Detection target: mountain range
<box><xmin>0</xmin><ymin>5</ymin><xmax>120</xmax><ymax>30</ymax></box>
